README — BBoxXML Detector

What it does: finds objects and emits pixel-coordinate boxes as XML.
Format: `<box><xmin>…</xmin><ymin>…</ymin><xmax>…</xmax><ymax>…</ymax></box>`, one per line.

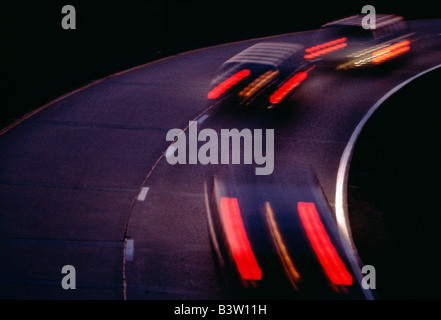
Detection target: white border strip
<box><xmin>335</xmin><ymin>63</ymin><xmax>441</xmax><ymax>252</ymax></box>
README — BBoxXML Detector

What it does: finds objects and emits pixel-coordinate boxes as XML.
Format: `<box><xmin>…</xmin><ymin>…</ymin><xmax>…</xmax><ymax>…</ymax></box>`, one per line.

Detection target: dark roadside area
<box><xmin>348</xmin><ymin>67</ymin><xmax>441</xmax><ymax>299</ymax></box>
<box><xmin>2</xmin><ymin>0</ymin><xmax>438</xmax><ymax>129</ymax></box>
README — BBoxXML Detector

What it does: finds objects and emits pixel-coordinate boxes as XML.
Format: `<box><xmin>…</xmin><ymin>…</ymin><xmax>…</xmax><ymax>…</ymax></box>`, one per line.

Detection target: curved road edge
<box><xmin>334</xmin><ymin>63</ymin><xmax>441</xmax><ymax>257</ymax></box>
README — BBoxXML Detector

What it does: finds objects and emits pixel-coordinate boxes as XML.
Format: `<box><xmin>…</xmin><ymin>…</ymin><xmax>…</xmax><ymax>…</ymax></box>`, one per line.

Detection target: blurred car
<box><xmin>305</xmin><ymin>14</ymin><xmax>415</xmax><ymax>70</ymax></box>
<box><xmin>207</xmin><ymin>42</ymin><xmax>312</xmax><ymax>109</ymax></box>
<box><xmin>204</xmin><ymin>164</ymin><xmax>373</xmax><ymax>299</ymax></box>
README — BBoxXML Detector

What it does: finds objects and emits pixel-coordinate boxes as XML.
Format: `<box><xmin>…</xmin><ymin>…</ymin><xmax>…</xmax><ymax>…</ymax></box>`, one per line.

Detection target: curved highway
<box><xmin>0</xmin><ymin>19</ymin><xmax>440</xmax><ymax>299</ymax></box>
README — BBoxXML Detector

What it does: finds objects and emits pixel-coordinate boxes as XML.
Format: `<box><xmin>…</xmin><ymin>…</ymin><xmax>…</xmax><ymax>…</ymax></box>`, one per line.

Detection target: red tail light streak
<box><xmin>207</xmin><ymin>69</ymin><xmax>251</xmax><ymax>99</ymax></box>
<box><xmin>220</xmin><ymin>197</ymin><xmax>262</xmax><ymax>281</ymax></box>
<box><xmin>304</xmin><ymin>38</ymin><xmax>347</xmax><ymax>59</ymax></box>
<box><xmin>269</xmin><ymin>71</ymin><xmax>308</xmax><ymax>104</ymax></box>
<box><xmin>297</xmin><ymin>202</ymin><xmax>353</xmax><ymax>287</ymax></box>
<box><xmin>372</xmin><ymin>40</ymin><xmax>410</xmax><ymax>64</ymax></box>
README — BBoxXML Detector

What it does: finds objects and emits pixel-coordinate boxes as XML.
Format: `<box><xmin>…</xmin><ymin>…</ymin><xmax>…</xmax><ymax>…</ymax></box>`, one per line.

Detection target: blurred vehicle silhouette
<box><xmin>207</xmin><ymin>42</ymin><xmax>312</xmax><ymax>109</ymax></box>
<box><xmin>204</xmin><ymin>164</ymin><xmax>373</xmax><ymax>299</ymax></box>
<box><xmin>305</xmin><ymin>14</ymin><xmax>415</xmax><ymax>70</ymax></box>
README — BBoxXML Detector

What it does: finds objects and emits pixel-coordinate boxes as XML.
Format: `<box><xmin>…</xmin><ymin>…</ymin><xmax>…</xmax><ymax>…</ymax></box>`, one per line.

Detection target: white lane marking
<box><xmin>125</xmin><ymin>239</ymin><xmax>134</xmax><ymax>261</ymax></box>
<box><xmin>165</xmin><ymin>144</ymin><xmax>177</xmax><ymax>159</ymax></box>
<box><xmin>335</xmin><ymin>64</ymin><xmax>441</xmax><ymax>248</ymax></box>
<box><xmin>137</xmin><ymin>187</ymin><xmax>150</xmax><ymax>201</ymax></box>
<box><xmin>197</xmin><ymin>114</ymin><xmax>209</xmax><ymax>124</ymax></box>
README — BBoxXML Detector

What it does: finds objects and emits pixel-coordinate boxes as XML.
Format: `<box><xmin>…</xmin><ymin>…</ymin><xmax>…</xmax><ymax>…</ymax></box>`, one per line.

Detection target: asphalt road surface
<box><xmin>1</xmin><ymin>19</ymin><xmax>440</xmax><ymax>299</ymax></box>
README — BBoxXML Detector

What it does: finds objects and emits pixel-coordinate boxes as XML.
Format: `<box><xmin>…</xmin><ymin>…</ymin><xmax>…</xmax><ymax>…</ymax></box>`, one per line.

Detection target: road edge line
<box><xmin>334</xmin><ymin>63</ymin><xmax>441</xmax><ymax>254</ymax></box>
